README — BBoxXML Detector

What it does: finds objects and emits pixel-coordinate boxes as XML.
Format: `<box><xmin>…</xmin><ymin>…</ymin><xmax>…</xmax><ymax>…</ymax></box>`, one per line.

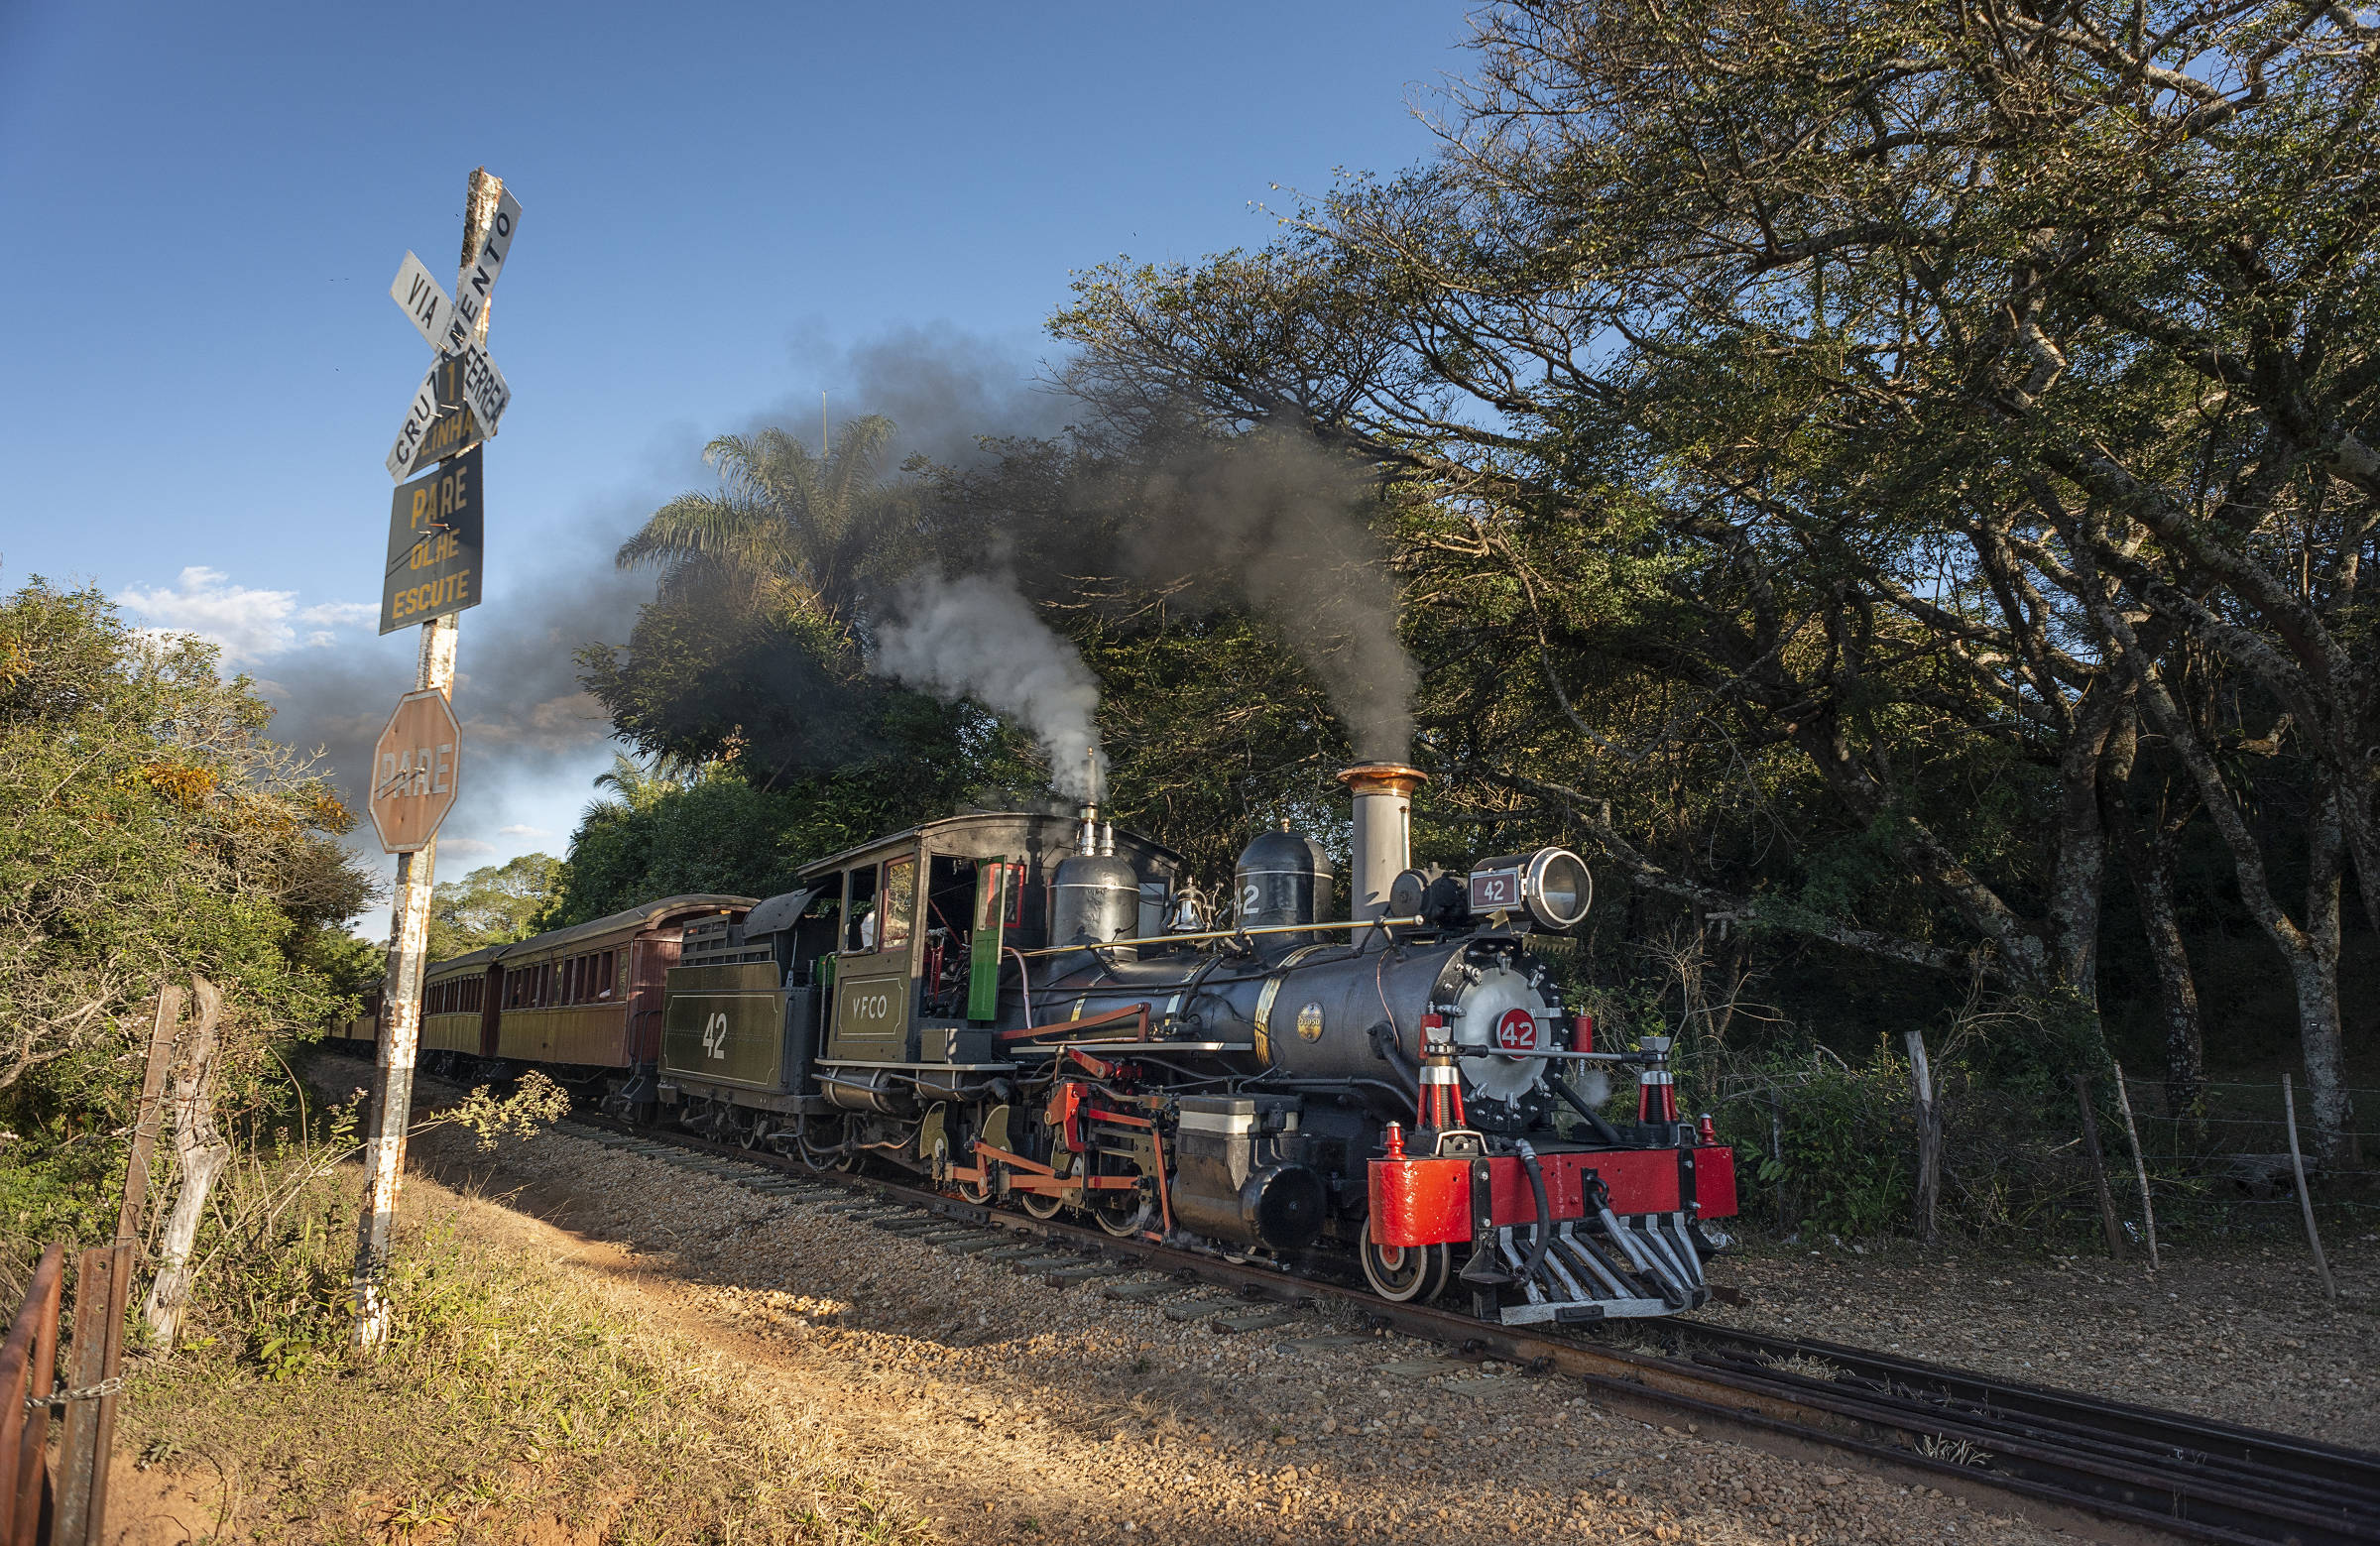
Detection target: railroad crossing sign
<box><xmin>380</xmin><ymin>445</ymin><xmax>484</xmax><ymax>633</ymax></box>
<box><xmin>385</xmin><ymin>185</ymin><xmax>522</xmax><ymax>481</ymax></box>
<box><xmin>368</xmin><ymin>688</ymin><xmax>462</xmax><ymax>853</ymax></box>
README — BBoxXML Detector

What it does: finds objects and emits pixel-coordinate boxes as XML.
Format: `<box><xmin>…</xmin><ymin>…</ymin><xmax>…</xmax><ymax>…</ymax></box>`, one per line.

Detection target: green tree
<box><xmin>0</xmin><ymin>577</ymin><xmax>372</xmax><ymax>1091</ymax></box>
<box><xmin>426</xmin><ymin>853</ymin><xmax>563</xmax><ymax>961</ymax></box>
<box><xmin>615</xmin><ymin>416</ymin><xmax>918</xmax><ymax>633</ymax></box>
<box><xmin>537</xmin><ymin>751</ymin><xmax>991</xmax><ymax>927</ymax></box>
<box><xmin>0</xmin><ymin>575</ymin><xmax>375</xmax><ymax>1248</ymax></box>
<box><xmin>1052</xmin><ymin>0</ymin><xmax>2380</xmax><ymax>1153</ymax></box>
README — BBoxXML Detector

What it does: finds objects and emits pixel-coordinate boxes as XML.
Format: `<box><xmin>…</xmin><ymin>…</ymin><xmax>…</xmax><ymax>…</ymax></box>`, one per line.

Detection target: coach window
<box><xmin>843</xmin><ymin>863</ymin><xmax>879</xmax><ymax>953</ymax></box>
<box><xmin>881</xmin><ymin>855</ymin><xmax>915</xmax><ymax>953</ymax></box>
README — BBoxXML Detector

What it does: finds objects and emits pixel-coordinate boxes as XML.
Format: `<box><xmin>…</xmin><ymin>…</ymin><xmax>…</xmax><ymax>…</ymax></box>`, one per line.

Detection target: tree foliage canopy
<box><xmin>544</xmin><ymin>1</ymin><xmax>2377</xmax><ymax>1165</ymax></box>
<box><xmin>427</xmin><ymin>853</ymin><xmax>564</xmax><ymax>961</ymax></box>
<box><xmin>1047</xmin><ymin>0</ymin><xmax>2380</xmax><ymax>1152</ymax></box>
<box><xmin>0</xmin><ymin>578</ymin><xmax>375</xmax><ymax>1097</ymax></box>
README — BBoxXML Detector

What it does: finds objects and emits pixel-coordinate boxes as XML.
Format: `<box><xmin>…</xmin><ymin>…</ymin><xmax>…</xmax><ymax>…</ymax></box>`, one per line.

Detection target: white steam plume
<box><xmin>871</xmin><ymin>572</ymin><xmax>1107</xmax><ymax>799</ymax></box>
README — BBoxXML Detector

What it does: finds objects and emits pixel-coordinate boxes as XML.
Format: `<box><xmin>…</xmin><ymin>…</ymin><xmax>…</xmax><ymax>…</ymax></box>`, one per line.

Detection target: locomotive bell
<box><xmin>1235</xmin><ymin>820</ymin><xmax>1334</xmax><ymax>942</ymax></box>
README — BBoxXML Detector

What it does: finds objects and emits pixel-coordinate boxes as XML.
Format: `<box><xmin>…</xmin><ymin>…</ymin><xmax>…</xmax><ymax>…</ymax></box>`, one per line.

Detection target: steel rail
<box><xmin>1662</xmin><ymin>1324</ymin><xmax>2380</xmax><ymax>1514</ymax></box>
<box><xmin>559</xmin><ymin>1111</ymin><xmax>2376</xmax><ymax>1546</ymax></box>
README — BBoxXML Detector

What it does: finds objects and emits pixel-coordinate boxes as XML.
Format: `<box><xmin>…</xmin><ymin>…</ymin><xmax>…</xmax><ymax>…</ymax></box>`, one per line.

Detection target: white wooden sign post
<box><xmin>352</xmin><ymin>167</ymin><xmax>521</xmax><ymax>1347</ymax></box>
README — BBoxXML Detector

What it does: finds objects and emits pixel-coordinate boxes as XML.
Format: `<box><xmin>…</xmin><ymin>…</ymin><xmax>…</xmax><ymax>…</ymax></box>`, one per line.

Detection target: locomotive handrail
<box><xmin>1487</xmin><ymin>1047</ymin><xmax>1659</xmax><ymax>1064</ymax></box>
<box><xmin>1007</xmin><ymin>914</ymin><xmax>1428</xmax><ymax>959</ymax></box>
<box><xmin>998</xmin><ymin>1004</ymin><xmax>1150</xmax><ymax>1043</ymax></box>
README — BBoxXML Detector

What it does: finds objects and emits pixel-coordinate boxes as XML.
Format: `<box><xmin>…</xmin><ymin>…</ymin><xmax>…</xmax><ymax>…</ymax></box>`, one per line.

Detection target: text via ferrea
<box><xmin>379</xmin><ymin>445</ymin><xmax>485</xmax><ymax>635</ymax></box>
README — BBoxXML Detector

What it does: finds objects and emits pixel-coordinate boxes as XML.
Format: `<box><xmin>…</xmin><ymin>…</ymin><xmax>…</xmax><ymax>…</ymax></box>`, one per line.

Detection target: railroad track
<box><xmin>561</xmin><ymin>1114</ymin><xmax>2380</xmax><ymax>1546</ymax></box>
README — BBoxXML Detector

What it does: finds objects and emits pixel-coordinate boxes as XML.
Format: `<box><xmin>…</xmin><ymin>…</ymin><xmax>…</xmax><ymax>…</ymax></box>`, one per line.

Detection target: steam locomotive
<box><xmin>342</xmin><ymin>764</ymin><xmax>1736</xmax><ymax>1324</ymax></box>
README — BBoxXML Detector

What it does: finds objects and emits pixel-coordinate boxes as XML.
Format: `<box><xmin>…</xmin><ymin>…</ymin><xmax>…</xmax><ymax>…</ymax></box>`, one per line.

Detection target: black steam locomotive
<box><xmin>630</xmin><ymin>763</ymin><xmax>1737</xmax><ymax>1325</ymax></box>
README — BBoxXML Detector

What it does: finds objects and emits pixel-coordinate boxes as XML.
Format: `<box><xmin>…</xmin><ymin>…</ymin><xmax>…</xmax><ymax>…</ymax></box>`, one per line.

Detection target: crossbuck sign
<box><xmin>385</xmin><ymin>186</ymin><xmax>523</xmax><ymax>481</ymax></box>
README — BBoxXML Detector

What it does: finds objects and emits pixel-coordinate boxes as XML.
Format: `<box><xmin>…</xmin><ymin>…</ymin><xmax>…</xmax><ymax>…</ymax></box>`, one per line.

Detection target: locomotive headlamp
<box><xmin>1465</xmin><ymin>847</ymin><xmax>1594</xmax><ymax>931</ymax></box>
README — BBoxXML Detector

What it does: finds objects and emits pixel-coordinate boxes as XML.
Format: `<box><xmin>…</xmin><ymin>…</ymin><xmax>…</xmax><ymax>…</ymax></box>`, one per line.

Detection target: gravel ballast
<box><xmin>1696</xmin><ymin>1235</ymin><xmax>2379</xmax><ymax>1450</ymax></box>
<box><xmin>410</xmin><ymin>1115</ymin><xmax>2085</xmax><ymax>1546</ymax></box>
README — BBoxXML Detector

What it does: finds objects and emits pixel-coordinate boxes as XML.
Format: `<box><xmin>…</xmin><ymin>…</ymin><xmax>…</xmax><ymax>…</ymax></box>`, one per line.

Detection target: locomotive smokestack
<box><xmin>1336</xmin><ymin>763</ymin><xmax>1426</xmax><ymax>921</ymax></box>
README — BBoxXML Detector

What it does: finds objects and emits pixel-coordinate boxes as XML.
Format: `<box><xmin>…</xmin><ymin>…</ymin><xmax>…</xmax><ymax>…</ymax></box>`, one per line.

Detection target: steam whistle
<box><xmin>1078</xmin><ymin>747</ymin><xmax>1102</xmax><ymax>856</ymax></box>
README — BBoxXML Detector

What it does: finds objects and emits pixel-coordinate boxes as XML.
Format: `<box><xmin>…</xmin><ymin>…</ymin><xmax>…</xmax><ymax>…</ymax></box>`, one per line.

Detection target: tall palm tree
<box><xmin>580</xmin><ymin>752</ymin><xmax>684</xmax><ymax>823</ymax></box>
<box><xmin>615</xmin><ymin>416</ymin><xmax>916</xmax><ymax>633</ymax></box>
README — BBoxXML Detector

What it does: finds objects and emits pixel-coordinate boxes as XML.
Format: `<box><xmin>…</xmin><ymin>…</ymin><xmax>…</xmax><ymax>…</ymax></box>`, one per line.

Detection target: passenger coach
<box><xmin>328</xmin><ymin>894</ymin><xmax>757</xmax><ymax>1094</ymax></box>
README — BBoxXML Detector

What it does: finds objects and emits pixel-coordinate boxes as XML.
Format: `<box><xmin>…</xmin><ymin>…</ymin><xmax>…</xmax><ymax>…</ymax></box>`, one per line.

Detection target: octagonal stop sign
<box><xmin>369</xmin><ymin>688</ymin><xmax>462</xmax><ymax>854</ymax></box>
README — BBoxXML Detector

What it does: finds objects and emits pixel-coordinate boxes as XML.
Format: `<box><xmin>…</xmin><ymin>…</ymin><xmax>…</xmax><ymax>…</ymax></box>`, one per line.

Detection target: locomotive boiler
<box><xmin>645</xmin><ymin>764</ymin><xmax>1737</xmax><ymax>1326</ymax></box>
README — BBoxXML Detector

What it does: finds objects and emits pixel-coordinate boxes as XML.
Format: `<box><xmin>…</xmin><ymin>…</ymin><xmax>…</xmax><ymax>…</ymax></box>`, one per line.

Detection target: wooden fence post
<box><xmin>52</xmin><ymin>1249</ymin><xmax>117</xmax><ymax>1545</ymax></box>
<box><xmin>0</xmin><ymin>1245</ymin><xmax>64</xmax><ymax>1546</ymax></box>
<box><xmin>2074</xmin><ymin>1074</ymin><xmax>2125</xmax><ymax>1257</ymax></box>
<box><xmin>1905</xmin><ymin>1030</ymin><xmax>1940</xmax><ymax>1245</ymax></box>
<box><xmin>2110</xmin><ymin>1062</ymin><xmax>2160</xmax><ymax>1271</ymax></box>
<box><xmin>2283</xmin><ymin>1073</ymin><xmax>2337</xmax><ymax>1304</ymax></box>
<box><xmin>145</xmin><ymin>979</ymin><xmax>228</xmax><ymax>1350</ymax></box>
<box><xmin>55</xmin><ymin>982</ymin><xmax>183</xmax><ymax>1545</ymax></box>
<box><xmin>1768</xmin><ymin>1086</ymin><xmax>1789</xmax><ymax>1233</ymax></box>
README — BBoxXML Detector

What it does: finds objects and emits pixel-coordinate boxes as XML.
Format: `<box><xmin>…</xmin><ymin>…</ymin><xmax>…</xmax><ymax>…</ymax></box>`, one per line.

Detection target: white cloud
<box><xmin>497</xmin><ymin>824</ymin><xmax>552</xmax><ymax>838</ymax></box>
<box><xmin>297</xmin><ymin>600</ymin><xmax>380</xmax><ymax>647</ymax></box>
<box><xmin>118</xmin><ymin>567</ymin><xmax>376</xmax><ymax>664</ymax></box>
<box><xmin>441</xmin><ymin>837</ymin><xmax>497</xmax><ymax>856</ymax></box>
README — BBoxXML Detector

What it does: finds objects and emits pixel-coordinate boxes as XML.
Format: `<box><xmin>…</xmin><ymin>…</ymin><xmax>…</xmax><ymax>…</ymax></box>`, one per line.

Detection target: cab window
<box><xmin>843</xmin><ymin>864</ymin><xmax>880</xmax><ymax>952</ymax></box>
<box><xmin>881</xmin><ymin>856</ymin><xmax>915</xmax><ymax>953</ymax></box>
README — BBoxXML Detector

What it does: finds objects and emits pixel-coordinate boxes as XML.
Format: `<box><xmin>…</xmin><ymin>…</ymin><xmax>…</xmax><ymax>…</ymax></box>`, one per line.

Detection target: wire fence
<box><xmin>1688</xmin><ymin>1051</ymin><xmax>2380</xmax><ymax>1247</ymax></box>
<box><xmin>2112</xmin><ymin>1077</ymin><xmax>2380</xmax><ymax>1235</ymax></box>
<box><xmin>2114</xmin><ymin>1076</ymin><xmax>2379</xmax><ymax>1172</ymax></box>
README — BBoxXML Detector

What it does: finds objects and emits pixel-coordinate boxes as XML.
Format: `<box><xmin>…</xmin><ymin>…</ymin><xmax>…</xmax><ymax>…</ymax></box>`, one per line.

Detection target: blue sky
<box><xmin>0</xmin><ymin>0</ymin><xmax>1467</xmax><ymax>931</ymax></box>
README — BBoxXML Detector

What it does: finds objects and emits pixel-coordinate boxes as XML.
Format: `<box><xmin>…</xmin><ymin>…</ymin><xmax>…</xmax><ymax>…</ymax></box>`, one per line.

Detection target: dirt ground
<box><xmin>123</xmin><ymin>1050</ymin><xmax>2368</xmax><ymax>1545</ymax></box>
<box><xmin>372</xmin><ymin>1115</ymin><xmax>2090</xmax><ymax>1546</ymax></box>
<box><xmin>1695</xmin><ymin>1233</ymin><xmax>2380</xmax><ymax>1450</ymax></box>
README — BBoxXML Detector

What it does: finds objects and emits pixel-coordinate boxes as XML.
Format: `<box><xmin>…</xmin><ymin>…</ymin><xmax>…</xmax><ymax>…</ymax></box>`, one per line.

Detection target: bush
<box><xmin>1705</xmin><ymin>1013</ymin><xmax>2119</xmax><ymax>1247</ymax></box>
<box><xmin>122</xmin><ymin>1101</ymin><xmax>925</xmax><ymax>1545</ymax></box>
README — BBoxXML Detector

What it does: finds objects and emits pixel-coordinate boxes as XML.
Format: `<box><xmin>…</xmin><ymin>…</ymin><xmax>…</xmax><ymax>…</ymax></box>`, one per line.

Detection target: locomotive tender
<box><xmin>345</xmin><ymin>764</ymin><xmax>1736</xmax><ymax>1324</ymax></box>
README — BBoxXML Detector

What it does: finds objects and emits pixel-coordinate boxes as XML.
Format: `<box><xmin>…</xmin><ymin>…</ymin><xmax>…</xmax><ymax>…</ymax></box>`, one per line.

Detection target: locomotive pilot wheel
<box><xmin>1360</xmin><ymin>1222</ymin><xmax>1452</xmax><ymax>1303</ymax></box>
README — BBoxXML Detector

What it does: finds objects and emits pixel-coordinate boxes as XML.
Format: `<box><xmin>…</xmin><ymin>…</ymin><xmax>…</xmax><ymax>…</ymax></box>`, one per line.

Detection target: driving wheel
<box><xmin>1092</xmin><ymin>1187</ymin><xmax>1152</xmax><ymax>1238</ymax></box>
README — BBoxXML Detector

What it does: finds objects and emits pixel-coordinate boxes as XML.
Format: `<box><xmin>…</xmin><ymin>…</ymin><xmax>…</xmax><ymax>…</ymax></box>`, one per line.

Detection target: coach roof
<box><xmin>490</xmin><ymin>892</ymin><xmax>759</xmax><ymax>961</ymax></box>
<box><xmin>796</xmin><ymin>811</ymin><xmax>1183</xmax><ymax>882</ymax></box>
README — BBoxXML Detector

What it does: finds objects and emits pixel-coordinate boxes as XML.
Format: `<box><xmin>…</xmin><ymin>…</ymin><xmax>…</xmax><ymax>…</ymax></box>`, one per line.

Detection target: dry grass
<box><xmin>116</xmin><ymin>1166</ymin><xmax>929</xmax><ymax>1545</ymax></box>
